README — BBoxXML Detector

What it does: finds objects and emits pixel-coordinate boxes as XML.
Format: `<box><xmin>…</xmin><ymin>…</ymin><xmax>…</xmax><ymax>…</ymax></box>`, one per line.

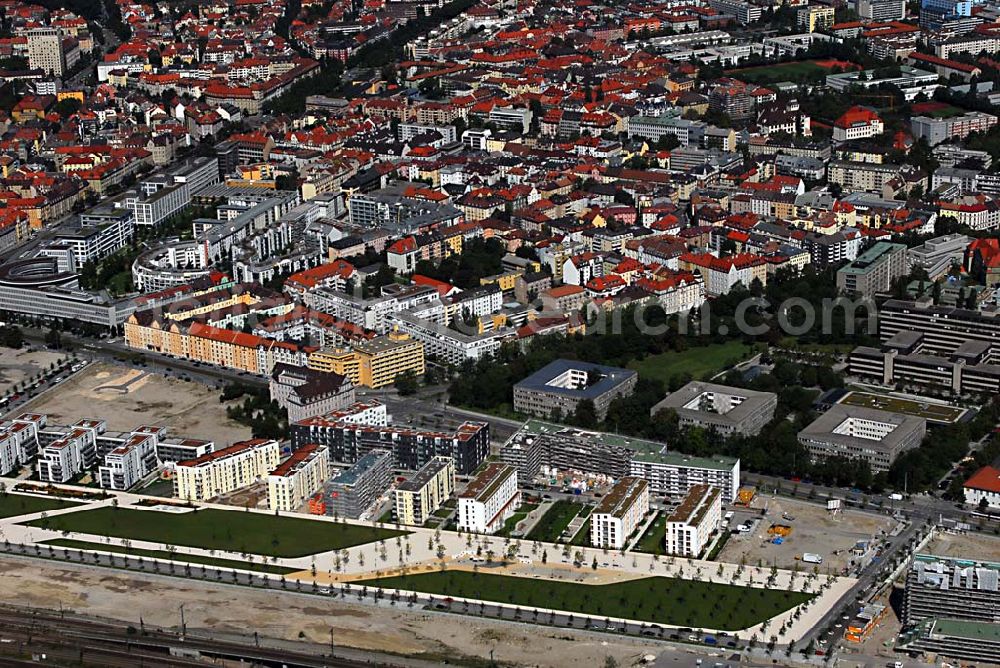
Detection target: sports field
<box><xmin>22</xmin><ymin>507</ymin><xmax>408</xmax><ymax>558</ymax></box>
<box><xmin>838</xmin><ymin>391</ymin><xmax>966</xmax><ymax>424</ymax></box>
<box><xmin>360</xmin><ymin>570</ymin><xmax>813</xmax><ymax>630</ymax></box>
<box><xmin>726</xmin><ymin>59</ymin><xmax>855</xmax><ymax>85</ymax></box>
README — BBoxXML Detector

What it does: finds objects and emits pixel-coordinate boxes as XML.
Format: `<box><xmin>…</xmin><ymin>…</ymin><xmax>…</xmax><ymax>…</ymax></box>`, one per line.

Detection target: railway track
<box><xmin>0</xmin><ymin>607</ymin><xmax>390</xmax><ymax>667</ymax></box>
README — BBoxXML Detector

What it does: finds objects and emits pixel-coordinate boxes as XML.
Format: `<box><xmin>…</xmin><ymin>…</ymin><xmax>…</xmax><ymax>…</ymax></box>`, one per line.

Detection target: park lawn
<box><xmin>725</xmin><ymin>60</ymin><xmax>827</xmax><ymax>84</ymax></box>
<box><xmin>360</xmin><ymin>570</ymin><xmax>813</xmax><ymax>630</ymax></box>
<box><xmin>633</xmin><ymin>512</ymin><xmax>667</xmax><ymax>556</ymax></box>
<box><xmin>629</xmin><ymin>341</ymin><xmax>755</xmax><ymax>385</ymax></box>
<box><xmin>0</xmin><ymin>494</ymin><xmax>82</xmax><ymax>520</ymax></box>
<box><xmin>526</xmin><ymin>501</ymin><xmax>585</xmax><ymax>543</ymax></box>
<box><xmin>570</xmin><ymin>507</ymin><xmax>595</xmax><ymax>546</ymax></box>
<box><xmin>497</xmin><ymin>502</ymin><xmax>539</xmax><ymax>537</ymax></box>
<box><xmin>42</xmin><ymin>539</ymin><xmax>296</xmax><ymax>575</ymax></box>
<box><xmin>22</xmin><ymin>507</ymin><xmax>408</xmax><ymax>558</ymax></box>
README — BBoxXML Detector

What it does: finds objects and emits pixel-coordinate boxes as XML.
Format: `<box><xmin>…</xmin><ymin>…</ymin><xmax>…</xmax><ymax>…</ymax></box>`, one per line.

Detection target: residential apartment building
<box><xmin>308</xmin><ymin>331</ymin><xmax>425</xmax><ymax>389</ymax></box>
<box><xmin>630</xmin><ymin>449</ymin><xmax>741</xmax><ymax>502</ymax></box>
<box><xmin>836</xmin><ymin>242</ymin><xmax>908</xmax><ymax>297</ymax></box>
<box><xmin>312</xmin><ymin>449</ymin><xmax>392</xmax><ymax>519</ymax></box>
<box><xmin>664</xmin><ymin>484</ymin><xmax>723</xmax><ymax>557</ymax></box>
<box><xmin>394</xmin><ymin>456</ymin><xmax>455</xmax><ymax>526</ymax></box>
<box><xmin>291</xmin><ymin>405</ymin><xmax>489</xmax><ymax>474</ymax></box>
<box><xmin>457</xmin><ymin>463</ymin><xmax>519</xmax><ymax>534</ymax></box>
<box><xmin>173</xmin><ymin>439</ymin><xmax>281</xmax><ymax>501</ymax></box>
<box><xmin>97</xmin><ymin>431</ymin><xmax>158</xmax><ymax>491</ymax></box>
<box><xmin>37</xmin><ymin>427</ymin><xmax>97</xmax><ymax>483</ymax></box>
<box><xmin>912</xmin><ymin>112</ymin><xmax>998</xmax><ymax>146</ymax></box>
<box><xmin>26</xmin><ymin>28</ymin><xmax>65</xmax><ymax>77</ymax></box>
<box><xmin>267</xmin><ymin>443</ymin><xmax>331</xmax><ymax>512</ymax></box>
<box><xmin>590</xmin><ymin>477</ymin><xmax>649</xmax><ymax>549</ymax></box>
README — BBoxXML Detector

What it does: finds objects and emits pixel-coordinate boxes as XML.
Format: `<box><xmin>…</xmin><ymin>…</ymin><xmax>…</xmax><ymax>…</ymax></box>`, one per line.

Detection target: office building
<box><xmin>904</xmin><ymin>553</ymin><xmax>1000</xmax><ymax>624</ymax></box>
<box><xmin>513</xmin><ymin>359</ymin><xmax>638</xmax><ymax>422</ymax></box>
<box><xmin>269</xmin><ymin>363</ymin><xmax>356</xmax><ymax>422</ymax></box>
<box><xmin>836</xmin><ymin>242</ymin><xmax>908</xmax><ymax>297</ymax></box>
<box><xmin>394</xmin><ymin>456</ymin><xmax>455</xmax><ymax>526</ymax></box>
<box><xmin>267</xmin><ymin>443</ymin><xmax>331</xmax><ymax>512</ymax></box>
<box><xmin>26</xmin><ymin>28</ymin><xmax>65</xmax><ymax>77</ymax></box>
<box><xmin>907</xmin><ymin>234</ymin><xmax>970</xmax><ymax>279</ymax></box>
<box><xmin>590</xmin><ymin>477</ymin><xmax>649</xmax><ymax>549</ymax></box>
<box><xmin>797</xmin><ymin>405</ymin><xmax>926</xmax><ymax>473</ymax></box>
<box><xmin>173</xmin><ymin>439</ymin><xmax>281</xmax><ymax>501</ymax></box>
<box><xmin>664</xmin><ymin>484</ymin><xmax>723</xmax><ymax>557</ymax></box>
<box><xmin>879</xmin><ymin>299</ymin><xmax>1000</xmax><ymax>356</ymax></box>
<box><xmin>313</xmin><ymin>449</ymin><xmax>392</xmax><ymax>519</ymax></box>
<box><xmin>650</xmin><ymin>381</ymin><xmax>777</xmax><ymax>437</ymax></box>
<box><xmin>291</xmin><ymin>405</ymin><xmax>489</xmax><ymax>474</ymax></box>
<box><xmin>899</xmin><ymin>618</ymin><xmax>1000</xmax><ymax>664</ymax></box>
<box><xmin>458</xmin><ymin>463</ymin><xmax>519</xmax><ymax>534</ymax></box>
<box><xmin>857</xmin><ymin>0</ymin><xmax>906</xmax><ymax>20</ymax></box>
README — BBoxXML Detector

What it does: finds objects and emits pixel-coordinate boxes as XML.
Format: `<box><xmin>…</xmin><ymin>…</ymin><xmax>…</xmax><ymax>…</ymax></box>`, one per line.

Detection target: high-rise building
<box><xmin>27</xmin><ymin>28</ymin><xmax>65</xmax><ymax>77</ymax></box>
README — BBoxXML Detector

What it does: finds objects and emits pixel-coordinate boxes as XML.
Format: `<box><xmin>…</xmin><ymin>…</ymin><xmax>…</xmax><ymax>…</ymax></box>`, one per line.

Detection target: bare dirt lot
<box><xmin>924</xmin><ymin>529</ymin><xmax>1000</xmax><ymax>561</ymax></box>
<box><xmin>0</xmin><ymin>556</ymin><xmax>657</xmax><ymax>668</ymax></box>
<box><xmin>21</xmin><ymin>362</ymin><xmax>252</xmax><ymax>446</ymax></box>
<box><xmin>718</xmin><ymin>495</ymin><xmax>898</xmax><ymax>573</ymax></box>
<box><xmin>0</xmin><ymin>347</ymin><xmax>69</xmax><ymax>395</ymax></box>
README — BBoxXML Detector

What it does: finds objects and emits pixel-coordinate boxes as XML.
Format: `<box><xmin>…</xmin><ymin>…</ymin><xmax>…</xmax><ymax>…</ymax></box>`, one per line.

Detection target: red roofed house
<box><xmin>679</xmin><ymin>252</ymin><xmax>767</xmax><ymax>296</ymax></box>
<box><xmin>833</xmin><ymin>106</ymin><xmax>884</xmax><ymax>143</ymax></box>
<box><xmin>965</xmin><ymin>238</ymin><xmax>1000</xmax><ymax>286</ymax></box>
<box><xmin>387</xmin><ymin>236</ymin><xmax>420</xmax><ymax>274</ymax></box>
<box><xmin>964</xmin><ymin>465</ymin><xmax>1000</xmax><ymax>509</ymax></box>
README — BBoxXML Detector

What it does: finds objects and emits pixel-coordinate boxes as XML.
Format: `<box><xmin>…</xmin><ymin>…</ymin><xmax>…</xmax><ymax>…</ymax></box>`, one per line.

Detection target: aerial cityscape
<box><xmin>0</xmin><ymin>0</ymin><xmax>997</xmax><ymax>665</ymax></box>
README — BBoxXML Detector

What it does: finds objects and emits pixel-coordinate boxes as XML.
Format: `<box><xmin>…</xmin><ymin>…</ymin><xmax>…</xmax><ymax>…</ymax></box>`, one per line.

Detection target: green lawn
<box><xmin>725</xmin><ymin>60</ymin><xmax>827</xmax><ymax>84</ymax></box>
<box><xmin>628</xmin><ymin>341</ymin><xmax>755</xmax><ymax>385</ymax></box>
<box><xmin>634</xmin><ymin>512</ymin><xmax>667</xmax><ymax>555</ymax></box>
<box><xmin>570</xmin><ymin>507</ymin><xmax>595</xmax><ymax>546</ymax></box>
<box><xmin>22</xmin><ymin>507</ymin><xmax>408</xmax><ymax>558</ymax></box>
<box><xmin>497</xmin><ymin>503</ymin><xmax>538</xmax><ymax>537</ymax></box>
<box><xmin>0</xmin><ymin>494</ymin><xmax>82</xmax><ymax>520</ymax></box>
<box><xmin>42</xmin><ymin>539</ymin><xmax>297</xmax><ymax>575</ymax></box>
<box><xmin>360</xmin><ymin>570</ymin><xmax>813</xmax><ymax>630</ymax></box>
<box><xmin>526</xmin><ymin>501</ymin><xmax>585</xmax><ymax>543</ymax></box>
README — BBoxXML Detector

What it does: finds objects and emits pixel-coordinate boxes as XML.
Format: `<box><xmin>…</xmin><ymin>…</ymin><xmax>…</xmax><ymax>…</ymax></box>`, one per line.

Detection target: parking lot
<box><xmin>717</xmin><ymin>494</ymin><xmax>899</xmax><ymax>573</ymax></box>
<box><xmin>20</xmin><ymin>362</ymin><xmax>252</xmax><ymax>446</ymax></box>
<box><xmin>0</xmin><ymin>347</ymin><xmax>70</xmax><ymax>396</ymax></box>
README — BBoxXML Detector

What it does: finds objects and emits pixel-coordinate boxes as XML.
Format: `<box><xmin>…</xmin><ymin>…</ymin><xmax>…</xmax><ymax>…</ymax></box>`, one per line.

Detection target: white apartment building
<box><xmin>457</xmin><ymin>462</ymin><xmax>519</xmax><ymax>534</ymax></box>
<box><xmin>394</xmin><ymin>456</ymin><xmax>456</xmax><ymax>526</ymax></box>
<box><xmin>266</xmin><ymin>443</ymin><xmax>331</xmax><ymax>512</ymax></box>
<box><xmin>98</xmin><ymin>431</ymin><xmax>158</xmax><ymax>490</ymax></box>
<box><xmin>0</xmin><ymin>416</ymin><xmax>43</xmax><ymax>476</ymax></box>
<box><xmin>174</xmin><ymin>439</ymin><xmax>280</xmax><ymax>501</ymax></box>
<box><xmin>590</xmin><ymin>477</ymin><xmax>650</xmax><ymax>549</ymax></box>
<box><xmin>37</xmin><ymin>427</ymin><xmax>97</xmax><ymax>483</ymax></box>
<box><xmin>664</xmin><ymin>484</ymin><xmax>723</xmax><ymax>557</ymax></box>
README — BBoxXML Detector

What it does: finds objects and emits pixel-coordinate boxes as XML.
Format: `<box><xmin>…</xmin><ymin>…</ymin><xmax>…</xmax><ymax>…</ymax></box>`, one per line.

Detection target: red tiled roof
<box><xmin>965</xmin><ymin>466</ymin><xmax>1000</xmax><ymax>494</ymax></box>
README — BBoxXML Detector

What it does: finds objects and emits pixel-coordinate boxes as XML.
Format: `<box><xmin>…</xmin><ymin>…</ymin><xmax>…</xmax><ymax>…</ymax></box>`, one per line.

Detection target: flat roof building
<box><xmin>904</xmin><ymin>553</ymin><xmax>1000</xmax><ymax>625</ymax></box>
<box><xmin>513</xmin><ymin>359</ymin><xmax>637</xmax><ymax>422</ymax></box>
<box><xmin>664</xmin><ymin>484</ymin><xmax>723</xmax><ymax>557</ymax></box>
<box><xmin>650</xmin><ymin>381</ymin><xmax>777</xmax><ymax>437</ymax></box>
<box><xmin>174</xmin><ymin>439</ymin><xmax>280</xmax><ymax>501</ymax></box>
<box><xmin>394</xmin><ymin>456</ymin><xmax>455</xmax><ymax>526</ymax></box>
<box><xmin>797</xmin><ymin>405</ymin><xmax>926</xmax><ymax>473</ymax></box>
<box><xmin>267</xmin><ymin>443</ymin><xmax>331</xmax><ymax>513</ymax></box>
<box><xmin>458</xmin><ymin>462</ymin><xmax>519</xmax><ymax>535</ymax></box>
<box><xmin>836</xmin><ymin>241</ymin><xmax>908</xmax><ymax>297</ymax></box>
<box><xmin>590</xmin><ymin>477</ymin><xmax>649</xmax><ymax>549</ymax></box>
<box><xmin>312</xmin><ymin>448</ymin><xmax>392</xmax><ymax>520</ymax></box>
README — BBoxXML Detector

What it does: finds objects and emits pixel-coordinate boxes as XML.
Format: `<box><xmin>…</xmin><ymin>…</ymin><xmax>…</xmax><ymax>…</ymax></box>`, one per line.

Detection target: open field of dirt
<box><xmin>20</xmin><ymin>362</ymin><xmax>252</xmax><ymax>446</ymax></box>
<box><xmin>0</xmin><ymin>556</ymin><xmax>658</xmax><ymax>667</ymax></box>
<box><xmin>718</xmin><ymin>495</ymin><xmax>898</xmax><ymax>573</ymax></box>
<box><xmin>924</xmin><ymin>529</ymin><xmax>1000</xmax><ymax>561</ymax></box>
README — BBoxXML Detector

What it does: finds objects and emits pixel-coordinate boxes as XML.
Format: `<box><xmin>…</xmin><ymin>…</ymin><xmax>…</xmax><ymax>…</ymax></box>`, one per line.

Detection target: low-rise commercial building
<box><xmin>267</xmin><ymin>443</ymin><xmax>331</xmax><ymax>512</ymax></box>
<box><xmin>664</xmin><ymin>484</ymin><xmax>723</xmax><ymax>557</ymax></box>
<box><xmin>173</xmin><ymin>439</ymin><xmax>281</xmax><ymax>501</ymax></box>
<box><xmin>590</xmin><ymin>477</ymin><xmax>649</xmax><ymax>549</ymax></box>
<box><xmin>797</xmin><ymin>405</ymin><xmax>926</xmax><ymax>473</ymax></box>
<box><xmin>394</xmin><ymin>456</ymin><xmax>455</xmax><ymax>526</ymax></box>
<box><xmin>513</xmin><ymin>359</ymin><xmax>637</xmax><ymax>422</ymax></box>
<box><xmin>650</xmin><ymin>381</ymin><xmax>777</xmax><ymax>437</ymax></box>
<box><xmin>458</xmin><ymin>462</ymin><xmax>519</xmax><ymax>534</ymax></box>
